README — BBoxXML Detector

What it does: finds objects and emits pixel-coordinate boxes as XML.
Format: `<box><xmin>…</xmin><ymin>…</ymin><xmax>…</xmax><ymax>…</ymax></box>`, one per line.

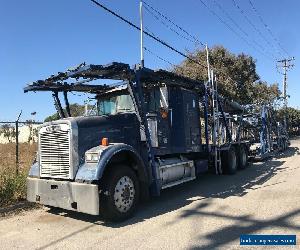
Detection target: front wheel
<box><xmin>99</xmin><ymin>165</ymin><xmax>140</xmax><ymax>222</ymax></box>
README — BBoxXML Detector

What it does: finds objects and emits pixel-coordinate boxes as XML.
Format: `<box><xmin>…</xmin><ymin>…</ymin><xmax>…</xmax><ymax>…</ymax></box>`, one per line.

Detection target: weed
<box><xmin>0</xmin><ymin>143</ymin><xmax>37</xmax><ymax>206</ymax></box>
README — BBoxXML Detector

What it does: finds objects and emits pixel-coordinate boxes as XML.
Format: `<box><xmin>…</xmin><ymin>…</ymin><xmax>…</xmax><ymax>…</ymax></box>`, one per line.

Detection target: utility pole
<box><xmin>277</xmin><ymin>57</ymin><xmax>295</xmax><ymax>130</ymax></box>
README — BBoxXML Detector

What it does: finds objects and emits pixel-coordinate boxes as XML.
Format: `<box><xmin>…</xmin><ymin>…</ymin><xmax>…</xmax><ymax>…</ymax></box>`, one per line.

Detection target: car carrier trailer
<box><xmin>242</xmin><ymin>105</ymin><xmax>289</xmax><ymax>160</ymax></box>
<box><xmin>25</xmin><ymin>62</ymin><xmax>250</xmax><ymax>221</ymax></box>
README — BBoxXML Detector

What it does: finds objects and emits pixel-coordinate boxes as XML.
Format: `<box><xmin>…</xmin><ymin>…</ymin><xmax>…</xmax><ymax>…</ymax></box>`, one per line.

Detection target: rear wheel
<box><xmin>281</xmin><ymin>139</ymin><xmax>285</xmax><ymax>151</ymax></box>
<box><xmin>237</xmin><ymin>145</ymin><xmax>248</xmax><ymax>170</ymax></box>
<box><xmin>99</xmin><ymin>165</ymin><xmax>140</xmax><ymax>222</ymax></box>
<box><xmin>279</xmin><ymin>139</ymin><xmax>284</xmax><ymax>151</ymax></box>
<box><xmin>221</xmin><ymin>147</ymin><xmax>237</xmax><ymax>175</ymax></box>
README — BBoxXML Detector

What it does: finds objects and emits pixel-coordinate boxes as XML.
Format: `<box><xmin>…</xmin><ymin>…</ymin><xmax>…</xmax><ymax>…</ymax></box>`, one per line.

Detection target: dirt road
<box><xmin>1</xmin><ymin>139</ymin><xmax>300</xmax><ymax>249</ymax></box>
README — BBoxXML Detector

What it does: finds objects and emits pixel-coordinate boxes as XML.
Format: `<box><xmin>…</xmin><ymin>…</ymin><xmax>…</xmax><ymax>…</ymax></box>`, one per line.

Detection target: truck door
<box><xmin>146</xmin><ymin>86</ymin><xmax>170</xmax><ymax>150</ymax></box>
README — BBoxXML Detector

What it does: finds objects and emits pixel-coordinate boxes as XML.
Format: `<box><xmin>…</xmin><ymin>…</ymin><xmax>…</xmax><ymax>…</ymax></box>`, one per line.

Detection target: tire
<box><xmin>99</xmin><ymin>165</ymin><xmax>140</xmax><ymax>222</ymax></box>
<box><xmin>236</xmin><ymin>145</ymin><xmax>248</xmax><ymax>170</ymax></box>
<box><xmin>280</xmin><ymin>139</ymin><xmax>284</xmax><ymax>151</ymax></box>
<box><xmin>282</xmin><ymin>139</ymin><xmax>286</xmax><ymax>151</ymax></box>
<box><xmin>221</xmin><ymin>147</ymin><xmax>237</xmax><ymax>175</ymax></box>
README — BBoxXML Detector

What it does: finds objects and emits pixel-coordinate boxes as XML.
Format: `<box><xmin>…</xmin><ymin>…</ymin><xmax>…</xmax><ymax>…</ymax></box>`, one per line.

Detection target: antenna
<box><xmin>140</xmin><ymin>0</ymin><xmax>144</xmax><ymax>68</ymax></box>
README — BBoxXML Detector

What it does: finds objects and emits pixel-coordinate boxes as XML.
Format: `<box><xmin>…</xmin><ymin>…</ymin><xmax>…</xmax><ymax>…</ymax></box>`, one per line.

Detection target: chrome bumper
<box><xmin>27</xmin><ymin>177</ymin><xmax>99</xmax><ymax>215</ymax></box>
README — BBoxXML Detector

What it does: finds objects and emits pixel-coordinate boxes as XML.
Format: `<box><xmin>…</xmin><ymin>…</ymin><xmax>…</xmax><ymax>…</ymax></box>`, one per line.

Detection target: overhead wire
<box><xmin>231</xmin><ymin>0</ymin><xmax>280</xmax><ymax>59</ymax></box>
<box><xmin>90</xmin><ymin>0</ymin><xmax>208</xmax><ymax>70</ymax></box>
<box><xmin>212</xmin><ymin>0</ymin><xmax>248</xmax><ymax>37</ymax></box>
<box><xmin>142</xmin><ymin>3</ymin><xmax>238</xmax><ymax>84</ymax></box>
<box><xmin>144</xmin><ymin>46</ymin><xmax>176</xmax><ymax>67</ymax></box>
<box><xmin>142</xmin><ymin>0</ymin><xmax>205</xmax><ymax>47</ymax></box>
<box><xmin>90</xmin><ymin>0</ymin><xmax>241</xmax><ymax>85</ymax></box>
<box><xmin>211</xmin><ymin>0</ymin><xmax>276</xmax><ymax>61</ymax></box>
<box><xmin>143</xmin><ymin>4</ymin><xmax>198</xmax><ymax>46</ymax></box>
<box><xmin>247</xmin><ymin>0</ymin><xmax>290</xmax><ymax>57</ymax></box>
<box><xmin>143</xmin><ymin>0</ymin><xmax>266</xmax><ymax>85</ymax></box>
<box><xmin>198</xmin><ymin>0</ymin><xmax>274</xmax><ymax>61</ymax></box>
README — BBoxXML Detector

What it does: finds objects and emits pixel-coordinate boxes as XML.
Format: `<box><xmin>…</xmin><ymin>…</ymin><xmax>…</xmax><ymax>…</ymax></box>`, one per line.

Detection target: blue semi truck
<box><xmin>25</xmin><ymin>62</ymin><xmax>250</xmax><ymax>221</ymax></box>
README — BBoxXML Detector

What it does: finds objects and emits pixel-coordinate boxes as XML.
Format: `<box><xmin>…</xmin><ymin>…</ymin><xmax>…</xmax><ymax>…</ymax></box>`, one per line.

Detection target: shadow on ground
<box><xmin>47</xmin><ymin>146</ymin><xmax>299</xmax><ymax>231</ymax></box>
<box><xmin>36</xmin><ymin>146</ymin><xmax>300</xmax><ymax>249</ymax></box>
<box><xmin>186</xmin><ymin>204</ymin><xmax>300</xmax><ymax>249</ymax></box>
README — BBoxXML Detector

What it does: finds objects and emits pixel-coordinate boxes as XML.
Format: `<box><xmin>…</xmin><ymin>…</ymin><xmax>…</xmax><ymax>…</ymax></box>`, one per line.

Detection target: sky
<box><xmin>0</xmin><ymin>0</ymin><xmax>299</xmax><ymax>122</ymax></box>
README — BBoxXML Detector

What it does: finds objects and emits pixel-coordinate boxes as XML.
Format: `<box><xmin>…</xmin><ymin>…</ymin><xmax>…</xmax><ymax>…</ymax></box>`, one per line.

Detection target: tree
<box><xmin>0</xmin><ymin>124</ymin><xmax>16</xmax><ymax>143</ymax></box>
<box><xmin>251</xmin><ymin>81</ymin><xmax>281</xmax><ymax>107</ymax></box>
<box><xmin>26</xmin><ymin>119</ymin><xmax>38</xmax><ymax>144</ymax></box>
<box><xmin>277</xmin><ymin>107</ymin><xmax>300</xmax><ymax>135</ymax></box>
<box><xmin>44</xmin><ymin>103</ymin><xmax>93</xmax><ymax>122</ymax></box>
<box><xmin>174</xmin><ymin>46</ymin><xmax>280</xmax><ymax>106</ymax></box>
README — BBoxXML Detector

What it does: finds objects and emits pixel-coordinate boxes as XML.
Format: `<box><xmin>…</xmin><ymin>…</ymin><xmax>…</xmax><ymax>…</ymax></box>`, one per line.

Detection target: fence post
<box><xmin>15</xmin><ymin>120</ymin><xmax>19</xmax><ymax>175</ymax></box>
<box><xmin>15</xmin><ymin>110</ymin><xmax>22</xmax><ymax>175</ymax></box>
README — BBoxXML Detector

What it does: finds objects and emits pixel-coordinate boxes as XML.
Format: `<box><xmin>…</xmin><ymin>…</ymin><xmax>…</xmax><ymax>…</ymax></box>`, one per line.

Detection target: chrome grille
<box><xmin>39</xmin><ymin>124</ymin><xmax>71</xmax><ymax>179</ymax></box>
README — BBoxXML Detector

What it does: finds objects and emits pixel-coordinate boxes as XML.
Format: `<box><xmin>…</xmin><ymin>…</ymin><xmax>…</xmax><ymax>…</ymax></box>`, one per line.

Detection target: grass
<box><xmin>0</xmin><ymin>143</ymin><xmax>37</xmax><ymax>207</ymax></box>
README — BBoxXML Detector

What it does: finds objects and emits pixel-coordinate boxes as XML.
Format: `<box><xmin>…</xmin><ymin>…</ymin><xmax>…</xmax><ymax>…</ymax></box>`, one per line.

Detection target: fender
<box><xmin>28</xmin><ymin>161</ymin><xmax>39</xmax><ymax>178</ymax></box>
<box><xmin>75</xmin><ymin>143</ymin><xmax>149</xmax><ymax>184</ymax></box>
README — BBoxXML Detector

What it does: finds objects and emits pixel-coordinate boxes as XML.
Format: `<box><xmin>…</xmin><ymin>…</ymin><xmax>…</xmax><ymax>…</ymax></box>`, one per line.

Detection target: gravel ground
<box><xmin>0</xmin><ymin>138</ymin><xmax>299</xmax><ymax>250</ymax></box>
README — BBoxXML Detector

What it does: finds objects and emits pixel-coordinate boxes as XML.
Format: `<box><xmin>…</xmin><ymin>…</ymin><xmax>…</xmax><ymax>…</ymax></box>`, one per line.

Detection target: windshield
<box><xmin>98</xmin><ymin>94</ymin><xmax>135</xmax><ymax>115</ymax></box>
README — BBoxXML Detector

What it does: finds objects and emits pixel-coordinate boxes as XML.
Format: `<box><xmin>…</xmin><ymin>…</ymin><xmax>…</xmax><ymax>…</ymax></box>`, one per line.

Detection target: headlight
<box><xmin>85</xmin><ymin>152</ymin><xmax>100</xmax><ymax>163</ymax></box>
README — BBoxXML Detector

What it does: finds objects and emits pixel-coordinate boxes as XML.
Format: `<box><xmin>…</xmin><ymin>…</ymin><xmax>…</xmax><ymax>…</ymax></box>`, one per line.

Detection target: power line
<box><xmin>90</xmin><ymin>0</ymin><xmax>240</xmax><ymax>85</ymax></box>
<box><xmin>142</xmin><ymin>0</ymin><xmax>205</xmax><ymax>46</ymax></box>
<box><xmin>143</xmin><ymin>4</ymin><xmax>197</xmax><ymax>45</ymax></box>
<box><xmin>231</xmin><ymin>0</ymin><xmax>279</xmax><ymax>59</ymax></box>
<box><xmin>90</xmin><ymin>0</ymin><xmax>208</xmax><ymax>70</ymax></box>
<box><xmin>142</xmin><ymin>1</ymin><xmax>243</xmax><ymax>84</ymax></box>
<box><xmin>247</xmin><ymin>0</ymin><xmax>290</xmax><ymax>57</ymax></box>
<box><xmin>211</xmin><ymin>0</ymin><xmax>275</xmax><ymax>61</ymax></box>
<box><xmin>143</xmin><ymin>0</ymin><xmax>276</xmax><ymax>84</ymax></box>
<box><xmin>197</xmin><ymin>0</ymin><xmax>273</xmax><ymax>61</ymax></box>
<box><xmin>212</xmin><ymin>0</ymin><xmax>248</xmax><ymax>38</ymax></box>
<box><xmin>144</xmin><ymin>46</ymin><xmax>175</xmax><ymax>67</ymax></box>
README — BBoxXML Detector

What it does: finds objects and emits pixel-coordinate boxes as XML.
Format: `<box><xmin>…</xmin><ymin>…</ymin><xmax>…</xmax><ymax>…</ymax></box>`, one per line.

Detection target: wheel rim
<box><xmin>113</xmin><ymin>176</ymin><xmax>135</xmax><ymax>213</ymax></box>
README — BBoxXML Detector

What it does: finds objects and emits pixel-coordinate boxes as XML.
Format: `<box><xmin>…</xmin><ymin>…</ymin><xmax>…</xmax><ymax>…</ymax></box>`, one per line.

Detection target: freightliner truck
<box><xmin>25</xmin><ymin>62</ymin><xmax>249</xmax><ymax>221</ymax></box>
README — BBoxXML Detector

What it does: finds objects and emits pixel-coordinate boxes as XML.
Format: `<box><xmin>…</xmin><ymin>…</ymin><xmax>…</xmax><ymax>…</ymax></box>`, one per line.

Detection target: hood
<box><xmin>73</xmin><ymin>113</ymin><xmax>139</xmax><ymax>161</ymax></box>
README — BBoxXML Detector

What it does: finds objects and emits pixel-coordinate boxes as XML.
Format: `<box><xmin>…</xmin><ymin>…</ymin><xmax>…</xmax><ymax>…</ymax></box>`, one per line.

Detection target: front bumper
<box><xmin>27</xmin><ymin>177</ymin><xmax>99</xmax><ymax>215</ymax></box>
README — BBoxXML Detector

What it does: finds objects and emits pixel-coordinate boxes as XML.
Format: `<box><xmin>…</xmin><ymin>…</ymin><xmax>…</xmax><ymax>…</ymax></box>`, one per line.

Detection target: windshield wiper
<box><xmin>117</xmin><ymin>108</ymin><xmax>132</xmax><ymax>111</ymax></box>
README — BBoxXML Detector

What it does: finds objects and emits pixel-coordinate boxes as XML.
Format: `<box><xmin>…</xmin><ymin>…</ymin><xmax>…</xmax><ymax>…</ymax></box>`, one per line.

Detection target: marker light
<box><xmin>102</xmin><ymin>137</ymin><xmax>109</xmax><ymax>146</ymax></box>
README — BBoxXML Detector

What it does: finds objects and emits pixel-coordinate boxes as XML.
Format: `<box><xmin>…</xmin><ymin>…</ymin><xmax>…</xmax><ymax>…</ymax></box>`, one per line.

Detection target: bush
<box><xmin>0</xmin><ymin>170</ymin><xmax>27</xmax><ymax>206</ymax></box>
<box><xmin>0</xmin><ymin>143</ymin><xmax>37</xmax><ymax>207</ymax></box>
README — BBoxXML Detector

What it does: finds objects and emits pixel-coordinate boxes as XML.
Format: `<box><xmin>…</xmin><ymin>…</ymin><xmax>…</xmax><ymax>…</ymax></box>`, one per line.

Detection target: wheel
<box><xmin>280</xmin><ymin>139</ymin><xmax>284</xmax><ymax>151</ymax></box>
<box><xmin>221</xmin><ymin>147</ymin><xmax>237</xmax><ymax>175</ymax></box>
<box><xmin>237</xmin><ymin>145</ymin><xmax>248</xmax><ymax>170</ymax></box>
<box><xmin>99</xmin><ymin>165</ymin><xmax>140</xmax><ymax>222</ymax></box>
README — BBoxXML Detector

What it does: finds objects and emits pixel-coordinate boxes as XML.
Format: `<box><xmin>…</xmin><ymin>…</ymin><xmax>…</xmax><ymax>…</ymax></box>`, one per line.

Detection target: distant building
<box><xmin>0</xmin><ymin>124</ymin><xmax>40</xmax><ymax>144</ymax></box>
